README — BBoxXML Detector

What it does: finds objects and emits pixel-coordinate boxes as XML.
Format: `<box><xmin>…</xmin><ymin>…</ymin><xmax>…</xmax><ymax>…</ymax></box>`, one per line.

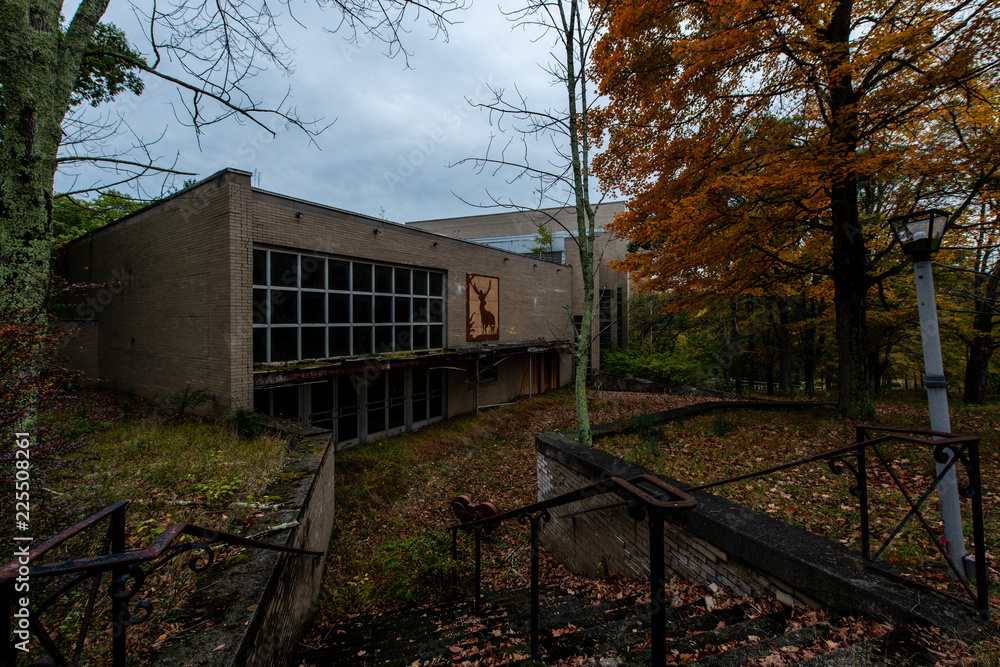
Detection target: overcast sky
<box><xmin>56</xmin><ymin>0</ymin><xmax>583</xmax><ymax>223</ymax></box>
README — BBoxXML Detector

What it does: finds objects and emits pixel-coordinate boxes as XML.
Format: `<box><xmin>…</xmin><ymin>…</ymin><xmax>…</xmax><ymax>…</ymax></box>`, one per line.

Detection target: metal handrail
<box><xmin>558</xmin><ymin>425</ymin><xmax>989</xmax><ymax>619</ymax></box>
<box><xmin>0</xmin><ymin>502</ymin><xmax>321</xmax><ymax>667</ymax></box>
<box><xmin>447</xmin><ymin>474</ymin><xmax>696</xmax><ymax>664</ymax></box>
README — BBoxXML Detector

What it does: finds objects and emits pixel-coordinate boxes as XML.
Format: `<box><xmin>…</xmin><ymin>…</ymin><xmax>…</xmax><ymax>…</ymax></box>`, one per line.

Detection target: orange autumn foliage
<box><xmin>591</xmin><ymin>0</ymin><xmax>1000</xmax><ymax>415</ymax></box>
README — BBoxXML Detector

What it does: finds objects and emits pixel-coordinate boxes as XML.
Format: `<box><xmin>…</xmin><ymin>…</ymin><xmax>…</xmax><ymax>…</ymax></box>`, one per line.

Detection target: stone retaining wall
<box><xmin>158</xmin><ymin>434</ymin><xmax>336</xmax><ymax>667</ymax></box>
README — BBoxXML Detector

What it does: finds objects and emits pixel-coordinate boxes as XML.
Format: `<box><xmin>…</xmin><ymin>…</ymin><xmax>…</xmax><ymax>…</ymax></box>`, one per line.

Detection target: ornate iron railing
<box><xmin>0</xmin><ymin>501</ymin><xmax>321</xmax><ymax>667</ymax></box>
<box><xmin>447</xmin><ymin>475</ymin><xmax>696</xmax><ymax>664</ymax></box>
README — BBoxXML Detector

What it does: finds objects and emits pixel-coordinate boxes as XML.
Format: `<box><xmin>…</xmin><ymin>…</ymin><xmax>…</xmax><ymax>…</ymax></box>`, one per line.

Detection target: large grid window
<box><xmin>253</xmin><ymin>249</ymin><xmax>446</xmax><ymax>363</ymax></box>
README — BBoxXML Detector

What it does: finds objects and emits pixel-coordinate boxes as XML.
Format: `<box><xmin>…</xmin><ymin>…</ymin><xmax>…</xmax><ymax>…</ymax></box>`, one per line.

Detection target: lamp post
<box><xmin>887</xmin><ymin>208</ymin><xmax>969</xmax><ymax>577</ymax></box>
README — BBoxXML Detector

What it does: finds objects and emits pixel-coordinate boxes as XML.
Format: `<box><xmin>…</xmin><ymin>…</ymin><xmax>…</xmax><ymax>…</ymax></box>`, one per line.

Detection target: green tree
<box><xmin>51</xmin><ymin>190</ymin><xmax>143</xmax><ymax>248</ymax></box>
<box><xmin>528</xmin><ymin>222</ymin><xmax>555</xmax><ymax>257</ymax></box>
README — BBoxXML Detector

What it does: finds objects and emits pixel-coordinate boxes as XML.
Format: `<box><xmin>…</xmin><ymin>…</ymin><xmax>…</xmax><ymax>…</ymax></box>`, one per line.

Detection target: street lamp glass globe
<box><xmin>887</xmin><ymin>209</ymin><xmax>950</xmax><ymax>259</ymax></box>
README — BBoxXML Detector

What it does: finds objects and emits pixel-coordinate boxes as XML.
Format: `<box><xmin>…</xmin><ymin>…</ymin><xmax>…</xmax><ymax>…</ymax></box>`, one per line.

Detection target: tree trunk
<box><xmin>827</xmin><ymin>0</ymin><xmax>874</xmax><ymax>418</ymax></box>
<box><xmin>0</xmin><ymin>0</ymin><xmax>108</xmax><ymax>317</ymax></box>
<box><xmin>562</xmin><ymin>0</ymin><xmax>595</xmax><ymax>447</ymax></box>
<box><xmin>963</xmin><ymin>327</ymin><xmax>994</xmax><ymax>404</ymax></box>
<box><xmin>803</xmin><ymin>313</ymin><xmax>817</xmax><ymax>397</ymax></box>
<box><xmin>778</xmin><ymin>297</ymin><xmax>792</xmax><ymax>397</ymax></box>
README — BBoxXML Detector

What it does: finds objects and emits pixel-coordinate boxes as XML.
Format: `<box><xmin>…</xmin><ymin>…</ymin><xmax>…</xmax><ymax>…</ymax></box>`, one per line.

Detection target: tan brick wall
<box><xmin>63</xmin><ymin>171</ymin><xmax>249</xmax><ymax>413</ymax></box>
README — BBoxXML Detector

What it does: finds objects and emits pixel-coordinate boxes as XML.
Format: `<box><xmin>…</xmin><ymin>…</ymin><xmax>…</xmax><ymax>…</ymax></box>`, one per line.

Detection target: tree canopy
<box><xmin>591</xmin><ymin>0</ymin><xmax>1000</xmax><ymax>416</ymax></box>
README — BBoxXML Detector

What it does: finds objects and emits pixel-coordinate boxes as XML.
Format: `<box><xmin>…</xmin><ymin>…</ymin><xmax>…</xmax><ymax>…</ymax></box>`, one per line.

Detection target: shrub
<box><xmin>601</xmin><ymin>350</ymin><xmax>701</xmax><ymax>387</ymax></box>
<box><xmin>226</xmin><ymin>407</ymin><xmax>263</xmax><ymax>439</ymax></box>
<box><xmin>156</xmin><ymin>384</ymin><xmax>214</xmax><ymax>420</ymax></box>
<box><xmin>380</xmin><ymin>532</ymin><xmax>469</xmax><ymax>605</ymax></box>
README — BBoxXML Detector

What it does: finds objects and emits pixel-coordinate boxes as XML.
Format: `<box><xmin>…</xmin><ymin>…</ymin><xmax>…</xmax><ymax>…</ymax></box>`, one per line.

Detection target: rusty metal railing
<box><xmin>447</xmin><ymin>475</ymin><xmax>696</xmax><ymax>664</ymax></box>
<box><xmin>565</xmin><ymin>424</ymin><xmax>988</xmax><ymax>620</ymax></box>
<box><xmin>684</xmin><ymin>425</ymin><xmax>988</xmax><ymax>618</ymax></box>
<box><xmin>0</xmin><ymin>501</ymin><xmax>321</xmax><ymax>667</ymax></box>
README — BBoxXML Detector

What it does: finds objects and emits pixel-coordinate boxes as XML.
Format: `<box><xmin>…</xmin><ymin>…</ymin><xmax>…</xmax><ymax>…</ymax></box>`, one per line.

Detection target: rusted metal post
<box><xmin>109</xmin><ymin>504</ymin><xmax>127</xmax><ymax>667</ymax></box>
<box><xmin>967</xmin><ymin>439</ymin><xmax>990</xmax><ymax>619</ymax></box>
<box><xmin>529</xmin><ymin>513</ymin><xmax>541</xmax><ymax>660</ymax></box>
<box><xmin>474</xmin><ymin>527</ymin><xmax>482</xmax><ymax>614</ymax></box>
<box><xmin>649</xmin><ymin>507</ymin><xmax>666</xmax><ymax>666</ymax></box>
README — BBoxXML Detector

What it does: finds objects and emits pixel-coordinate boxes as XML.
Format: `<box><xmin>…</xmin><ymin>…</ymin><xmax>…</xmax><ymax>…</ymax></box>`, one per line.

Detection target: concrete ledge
<box><xmin>562</xmin><ymin>399</ymin><xmax>836</xmax><ymax>440</ymax></box>
<box><xmin>157</xmin><ymin>435</ymin><xmax>335</xmax><ymax>666</ymax></box>
<box><xmin>537</xmin><ymin>428</ymin><xmax>979</xmax><ymax>636</ymax></box>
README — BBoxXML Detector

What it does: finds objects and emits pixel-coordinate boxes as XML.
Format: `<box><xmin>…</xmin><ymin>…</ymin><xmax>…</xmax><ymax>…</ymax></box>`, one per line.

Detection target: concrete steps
<box><xmin>295</xmin><ymin>587</ymin><xmax>935</xmax><ymax>666</ymax></box>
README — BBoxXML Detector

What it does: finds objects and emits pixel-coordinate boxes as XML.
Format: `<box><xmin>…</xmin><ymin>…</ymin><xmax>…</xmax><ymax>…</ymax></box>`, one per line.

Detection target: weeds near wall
<box><xmin>156</xmin><ymin>384</ymin><xmax>214</xmax><ymax>420</ymax></box>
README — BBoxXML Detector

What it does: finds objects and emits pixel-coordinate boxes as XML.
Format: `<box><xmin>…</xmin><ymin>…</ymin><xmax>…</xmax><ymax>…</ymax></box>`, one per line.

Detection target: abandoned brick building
<box><xmin>62</xmin><ymin>168</ymin><xmax>628</xmax><ymax>446</ymax></box>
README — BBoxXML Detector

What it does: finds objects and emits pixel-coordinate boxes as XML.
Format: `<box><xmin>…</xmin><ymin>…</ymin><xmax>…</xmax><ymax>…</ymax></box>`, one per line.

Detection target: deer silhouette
<box><xmin>471</xmin><ymin>279</ymin><xmax>497</xmax><ymax>336</ymax></box>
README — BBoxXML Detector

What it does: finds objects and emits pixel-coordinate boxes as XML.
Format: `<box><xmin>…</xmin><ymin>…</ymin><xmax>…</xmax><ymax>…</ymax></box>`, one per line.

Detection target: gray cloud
<box><xmin>56</xmin><ymin>0</ymin><xmax>572</xmax><ymax>223</ymax></box>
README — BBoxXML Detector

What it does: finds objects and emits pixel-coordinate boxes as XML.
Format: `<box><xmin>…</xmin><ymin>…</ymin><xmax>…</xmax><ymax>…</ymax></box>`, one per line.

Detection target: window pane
<box><xmin>329</xmin><ymin>260</ymin><xmax>350</xmax><ymax>290</ymax></box>
<box><xmin>374</xmin><ymin>295</ymin><xmax>393</xmax><ymax>324</ymax></box>
<box><xmin>429</xmin><ymin>369</ymin><xmax>444</xmax><ymax>418</ymax></box>
<box><xmin>301</xmin><ymin>255</ymin><xmax>325</xmax><ymax>289</ymax></box>
<box><xmin>394</xmin><ymin>326</ymin><xmax>411</xmax><ymax>351</ymax></box>
<box><xmin>253</xmin><ymin>249</ymin><xmax>267</xmax><ymax>286</ymax></box>
<box><xmin>429</xmin><ymin>272</ymin><xmax>443</xmax><ymax>296</ymax></box>
<box><xmin>270</xmin><ymin>290</ymin><xmax>297</xmax><ymax>324</ymax></box>
<box><xmin>353</xmin><ymin>263</ymin><xmax>372</xmax><ymax>292</ymax></box>
<box><xmin>413</xmin><ymin>270</ymin><xmax>428</xmax><ymax>295</ymax></box>
<box><xmin>254</xmin><ymin>388</ymin><xmax>270</xmax><ymax>414</ymax></box>
<box><xmin>329</xmin><ymin>327</ymin><xmax>350</xmax><ymax>357</ymax></box>
<box><xmin>412</xmin><ymin>297</ymin><xmax>428</xmax><ymax>323</ymax></box>
<box><xmin>353</xmin><ymin>326</ymin><xmax>372</xmax><ymax>355</ymax></box>
<box><xmin>368</xmin><ymin>373</ymin><xmax>386</xmax><ymax>435</ymax></box>
<box><xmin>338</xmin><ymin>406</ymin><xmax>358</xmax><ymax>441</ymax></box>
<box><xmin>375</xmin><ymin>326</ymin><xmax>393</xmax><ymax>353</ymax></box>
<box><xmin>389</xmin><ymin>370</ymin><xmax>405</xmax><ymax>429</ymax></box>
<box><xmin>412</xmin><ymin>325</ymin><xmax>428</xmax><ymax>350</ymax></box>
<box><xmin>412</xmin><ymin>367</ymin><xmax>427</xmax><ymax>423</ymax></box>
<box><xmin>329</xmin><ymin>293</ymin><xmax>350</xmax><ymax>323</ymax></box>
<box><xmin>353</xmin><ymin>295</ymin><xmax>372</xmax><ymax>323</ymax></box>
<box><xmin>271</xmin><ymin>328</ymin><xmax>298</xmax><ymax>361</ymax></box>
<box><xmin>302</xmin><ymin>327</ymin><xmax>326</xmax><ymax>359</ymax></box>
<box><xmin>375</xmin><ymin>265</ymin><xmax>393</xmax><ymax>293</ymax></box>
<box><xmin>339</xmin><ymin>374</ymin><xmax>359</xmax><ymax>408</ymax></box>
<box><xmin>253</xmin><ymin>289</ymin><xmax>268</xmax><ymax>325</ymax></box>
<box><xmin>429</xmin><ymin>298</ymin><xmax>444</xmax><ymax>323</ymax></box>
<box><xmin>253</xmin><ymin>328</ymin><xmax>267</xmax><ymax>362</ymax></box>
<box><xmin>394</xmin><ymin>296</ymin><xmax>411</xmax><ymax>323</ymax></box>
<box><xmin>429</xmin><ymin>325</ymin><xmax>443</xmax><ymax>349</ymax></box>
<box><xmin>302</xmin><ymin>292</ymin><xmax>325</xmax><ymax>323</ymax></box>
<box><xmin>271</xmin><ymin>252</ymin><xmax>298</xmax><ymax>287</ymax></box>
<box><xmin>395</xmin><ymin>268</ymin><xmax>410</xmax><ymax>294</ymax></box>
